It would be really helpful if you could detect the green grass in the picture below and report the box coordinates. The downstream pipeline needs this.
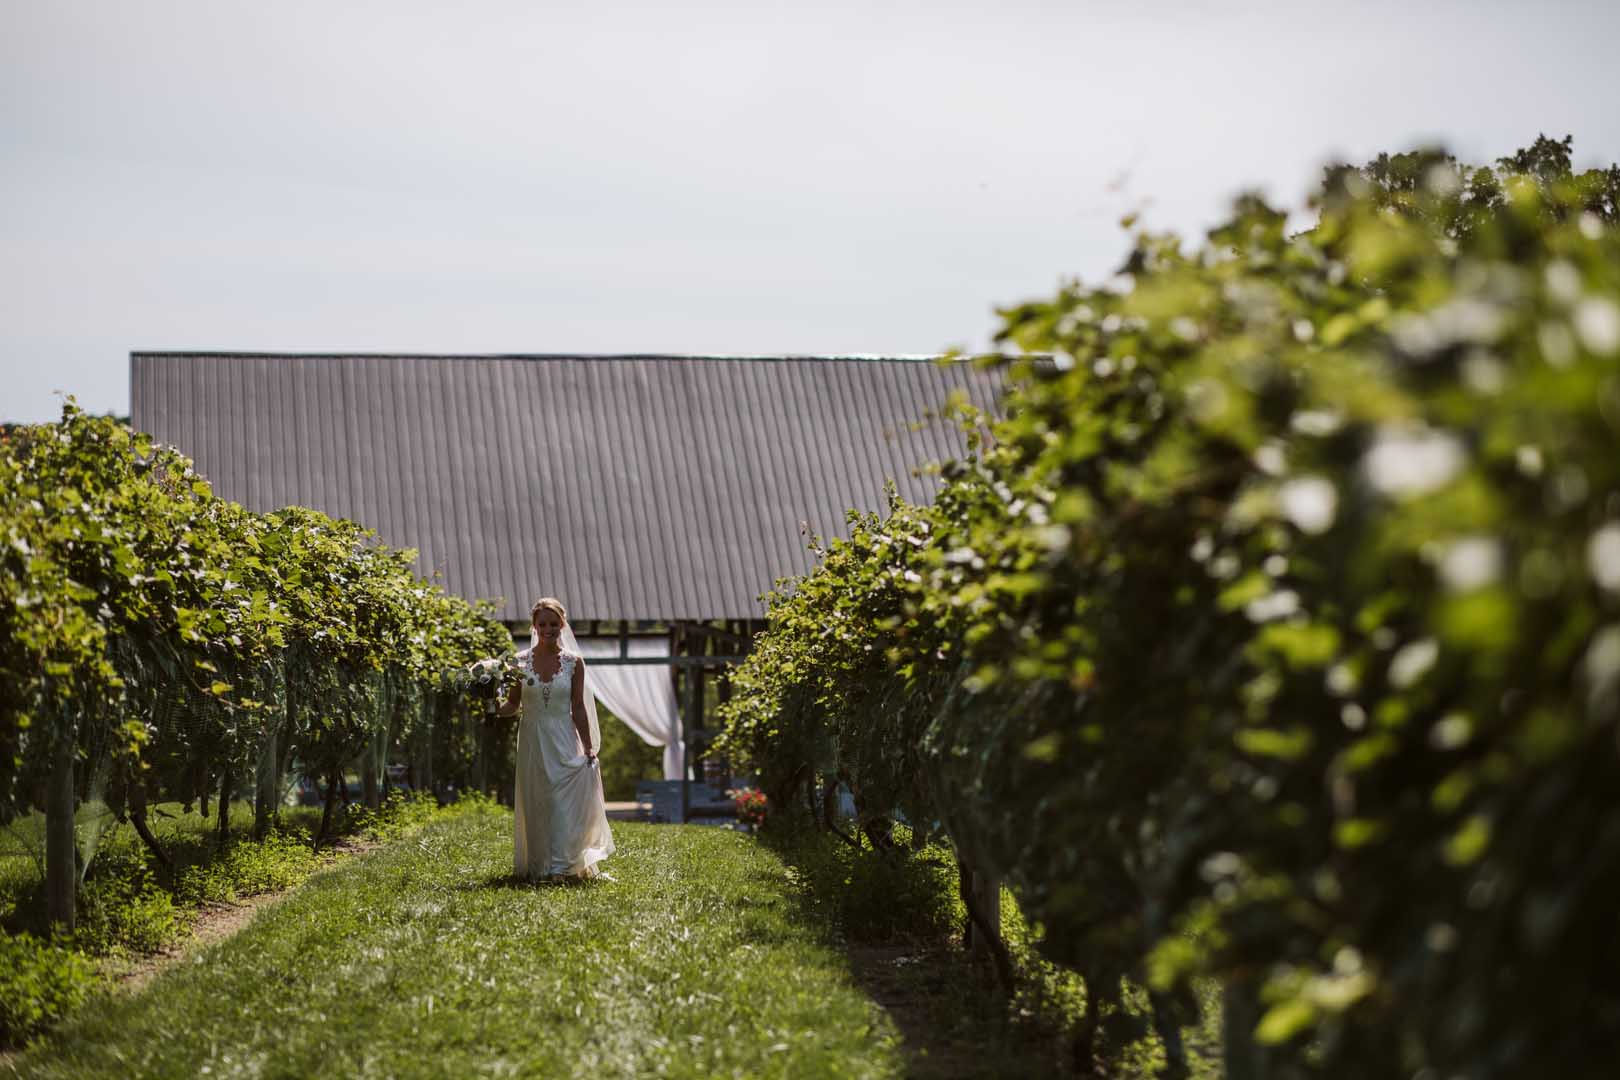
[761,823,1227,1078]
[1,796,413,949]
[0,792,450,1048]
[9,811,907,1079]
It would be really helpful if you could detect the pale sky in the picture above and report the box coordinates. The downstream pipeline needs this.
[4,0,1618,424]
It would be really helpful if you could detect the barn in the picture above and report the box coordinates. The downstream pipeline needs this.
[130,352,1007,785]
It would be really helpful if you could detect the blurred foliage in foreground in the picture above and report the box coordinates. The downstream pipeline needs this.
[718,135,1620,1077]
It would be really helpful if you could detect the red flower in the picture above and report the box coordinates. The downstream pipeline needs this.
[729,787,769,825]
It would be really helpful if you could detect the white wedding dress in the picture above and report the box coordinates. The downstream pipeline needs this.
[513,650,615,879]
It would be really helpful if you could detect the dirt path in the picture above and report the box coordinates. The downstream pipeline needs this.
[111,835,383,991]
[846,942,1081,1079]
[111,891,285,992]
[847,944,1002,1078]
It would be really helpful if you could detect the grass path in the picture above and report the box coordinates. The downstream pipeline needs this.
[7,806,906,1079]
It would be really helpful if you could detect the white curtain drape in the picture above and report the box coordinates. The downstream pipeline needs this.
[572,636,684,780]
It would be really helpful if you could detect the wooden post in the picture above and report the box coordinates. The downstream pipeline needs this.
[676,623,692,822]
[1149,990,1190,1080]
[46,730,76,931]
[315,761,341,849]
[254,726,279,839]
[716,654,732,781]
[970,870,1001,955]
[692,631,707,733]
[216,766,233,843]
[361,729,381,810]
[196,758,211,819]
[418,715,434,802]
[276,685,297,807]
[1222,976,1270,1080]
[958,859,1012,986]
[381,702,394,801]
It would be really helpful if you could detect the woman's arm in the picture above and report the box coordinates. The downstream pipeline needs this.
[571,656,595,761]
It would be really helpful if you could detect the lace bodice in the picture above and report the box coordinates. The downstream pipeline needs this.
[521,650,577,690]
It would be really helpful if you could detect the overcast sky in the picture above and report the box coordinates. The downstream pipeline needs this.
[4,0,1618,424]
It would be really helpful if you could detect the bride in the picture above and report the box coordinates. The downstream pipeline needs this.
[497,597,615,880]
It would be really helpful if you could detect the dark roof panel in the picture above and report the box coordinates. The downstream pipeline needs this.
[130,353,1007,622]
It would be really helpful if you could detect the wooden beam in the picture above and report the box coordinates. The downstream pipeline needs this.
[585,654,746,666]
[678,622,751,650]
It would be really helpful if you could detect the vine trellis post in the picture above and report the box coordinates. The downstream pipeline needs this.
[45,701,76,931]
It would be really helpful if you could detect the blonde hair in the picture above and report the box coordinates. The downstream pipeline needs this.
[530,596,567,624]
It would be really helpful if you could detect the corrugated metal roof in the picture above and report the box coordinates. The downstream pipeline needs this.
[130,353,1007,622]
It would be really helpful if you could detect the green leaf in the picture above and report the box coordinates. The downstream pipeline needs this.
[1023,733,1062,762]
[1234,726,1313,760]
[1255,998,1318,1045]
[1334,818,1388,849]
[1443,814,1492,866]
[1218,571,1270,612]
[1255,622,1340,669]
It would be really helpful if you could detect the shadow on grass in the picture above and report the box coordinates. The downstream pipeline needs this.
[455,871,609,892]
[754,823,1079,1079]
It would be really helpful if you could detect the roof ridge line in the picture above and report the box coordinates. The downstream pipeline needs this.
[129,351,969,363]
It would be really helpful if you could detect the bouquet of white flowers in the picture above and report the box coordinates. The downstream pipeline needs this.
[461,655,521,712]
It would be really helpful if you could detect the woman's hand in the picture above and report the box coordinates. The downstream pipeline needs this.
[496,681,521,718]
